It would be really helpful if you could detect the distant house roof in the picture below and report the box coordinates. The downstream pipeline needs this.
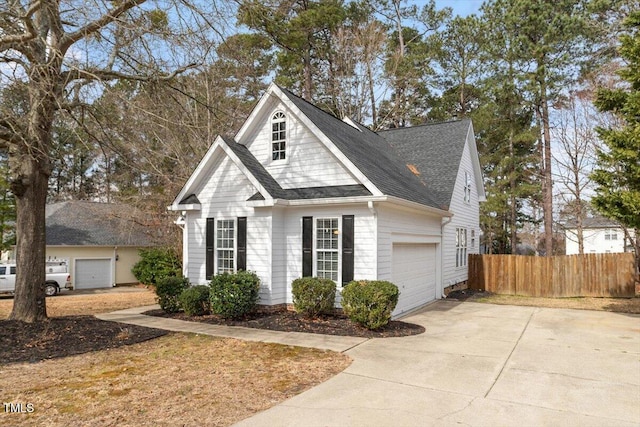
[46,201,157,246]
[563,215,623,229]
[378,120,472,209]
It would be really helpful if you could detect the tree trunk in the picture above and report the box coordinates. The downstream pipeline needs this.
[366,60,377,126]
[539,82,554,256]
[509,124,517,253]
[577,216,584,255]
[9,61,56,322]
[9,158,49,322]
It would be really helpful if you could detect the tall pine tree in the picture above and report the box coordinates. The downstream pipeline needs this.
[592,10,640,271]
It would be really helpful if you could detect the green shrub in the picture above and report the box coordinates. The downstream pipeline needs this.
[209,271,260,319]
[341,280,399,330]
[291,277,336,317]
[155,276,189,313]
[179,285,211,316]
[132,247,182,286]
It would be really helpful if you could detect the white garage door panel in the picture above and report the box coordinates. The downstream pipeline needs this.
[392,244,436,316]
[75,259,112,289]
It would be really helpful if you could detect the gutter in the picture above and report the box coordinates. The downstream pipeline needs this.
[247,195,452,217]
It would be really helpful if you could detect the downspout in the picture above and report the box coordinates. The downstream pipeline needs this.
[112,246,118,287]
[440,215,453,298]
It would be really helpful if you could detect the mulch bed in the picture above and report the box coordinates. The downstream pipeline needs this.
[0,316,168,364]
[145,309,425,338]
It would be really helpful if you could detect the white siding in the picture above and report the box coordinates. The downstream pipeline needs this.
[270,207,287,305]
[185,154,272,303]
[565,227,633,254]
[275,205,376,305]
[242,99,359,189]
[442,136,481,287]
[376,203,442,282]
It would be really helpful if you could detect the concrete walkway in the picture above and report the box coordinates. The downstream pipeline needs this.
[98,301,640,426]
[96,305,367,352]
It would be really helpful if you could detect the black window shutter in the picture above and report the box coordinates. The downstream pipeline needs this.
[237,217,247,271]
[302,216,313,277]
[206,217,215,280]
[342,215,354,286]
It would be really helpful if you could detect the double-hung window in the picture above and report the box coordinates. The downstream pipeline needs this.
[456,228,467,268]
[272,111,286,161]
[604,229,618,240]
[216,219,235,274]
[463,171,472,204]
[316,218,339,282]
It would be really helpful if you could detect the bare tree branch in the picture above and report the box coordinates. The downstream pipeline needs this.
[60,63,197,85]
[0,0,43,52]
[59,0,147,53]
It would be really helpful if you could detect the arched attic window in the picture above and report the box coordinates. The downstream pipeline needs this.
[272,111,286,160]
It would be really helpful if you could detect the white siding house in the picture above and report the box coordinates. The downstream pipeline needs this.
[171,84,485,317]
[564,216,635,254]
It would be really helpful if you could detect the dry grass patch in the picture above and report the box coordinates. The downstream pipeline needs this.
[0,289,157,319]
[0,333,351,427]
[469,293,640,313]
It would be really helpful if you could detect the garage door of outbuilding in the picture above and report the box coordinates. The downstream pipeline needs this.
[391,243,437,316]
[75,258,112,289]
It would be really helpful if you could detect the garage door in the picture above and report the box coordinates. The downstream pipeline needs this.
[75,259,112,289]
[391,244,437,316]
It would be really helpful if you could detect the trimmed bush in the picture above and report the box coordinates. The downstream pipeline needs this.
[132,247,182,286]
[291,277,336,317]
[179,285,211,316]
[341,280,399,330]
[155,276,189,313]
[209,271,260,319]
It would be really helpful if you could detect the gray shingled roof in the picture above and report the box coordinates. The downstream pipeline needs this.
[378,120,471,209]
[280,88,446,210]
[46,201,156,246]
[563,215,622,229]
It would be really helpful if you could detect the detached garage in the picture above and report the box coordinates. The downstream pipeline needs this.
[392,243,438,316]
[43,201,158,289]
[75,258,113,289]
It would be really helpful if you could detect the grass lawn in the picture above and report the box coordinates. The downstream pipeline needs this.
[0,287,158,319]
[0,289,351,426]
[467,292,640,313]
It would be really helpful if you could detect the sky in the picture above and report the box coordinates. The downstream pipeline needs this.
[432,0,484,17]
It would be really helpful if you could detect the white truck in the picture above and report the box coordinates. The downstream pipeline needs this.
[0,262,72,296]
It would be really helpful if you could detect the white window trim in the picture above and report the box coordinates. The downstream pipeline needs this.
[271,110,288,164]
[456,227,468,268]
[604,229,618,240]
[463,171,472,204]
[215,218,237,274]
[313,217,341,284]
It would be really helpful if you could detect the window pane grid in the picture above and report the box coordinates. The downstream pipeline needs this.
[456,227,468,268]
[217,220,235,274]
[272,112,286,160]
[316,218,338,282]
[317,252,338,281]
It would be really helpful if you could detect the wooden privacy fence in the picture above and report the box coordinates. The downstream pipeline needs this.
[468,253,637,297]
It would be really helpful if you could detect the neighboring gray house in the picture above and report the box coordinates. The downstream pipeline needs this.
[170,84,485,316]
[44,201,156,289]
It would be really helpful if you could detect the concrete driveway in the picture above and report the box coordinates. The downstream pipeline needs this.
[235,301,640,426]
